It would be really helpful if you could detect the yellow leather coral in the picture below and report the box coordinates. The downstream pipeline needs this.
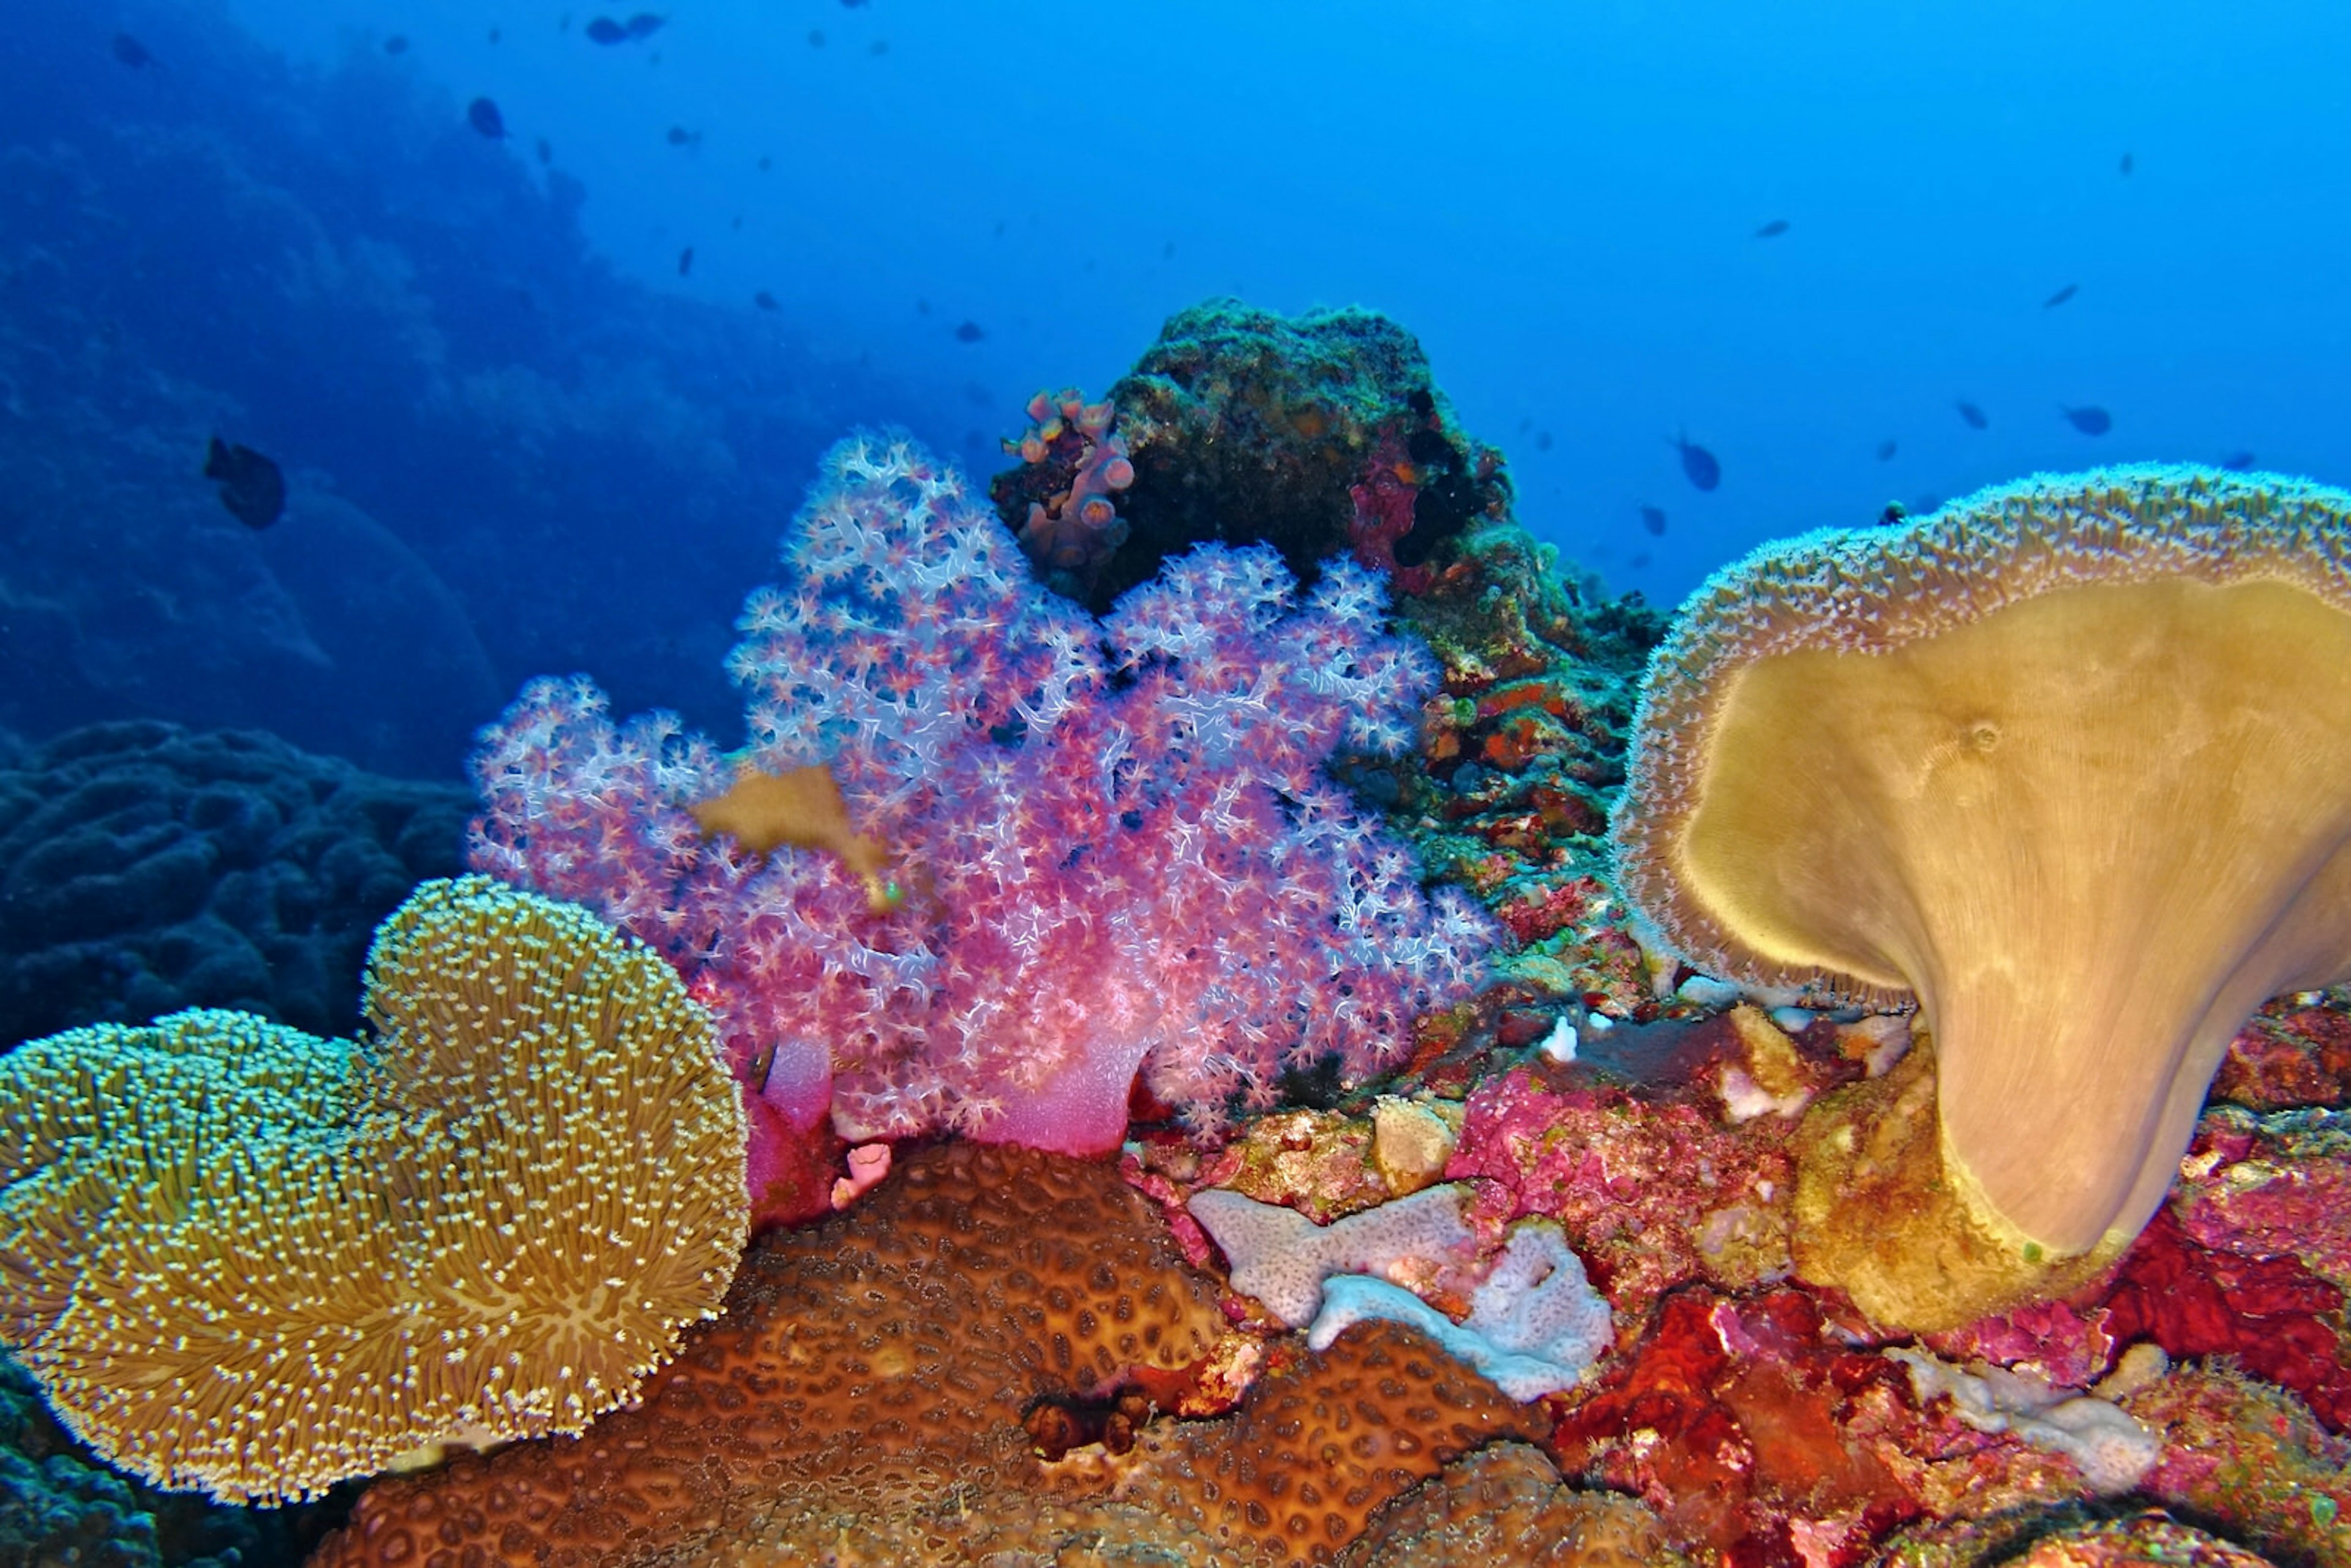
[1610,465,2351,1326]
[0,875,749,1504]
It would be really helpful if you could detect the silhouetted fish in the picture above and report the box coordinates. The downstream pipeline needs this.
[2042,283,2078,309]
[1638,504,1667,536]
[954,320,986,343]
[870,39,889,54]
[808,29,825,46]
[2061,404,2112,435]
[384,34,408,54]
[2119,151,2134,176]
[1668,432,1720,491]
[1954,399,1988,430]
[1877,502,1908,527]
[2220,451,2256,471]
[1753,219,1790,238]
[626,13,665,37]
[203,437,285,530]
[585,17,629,43]
[754,290,779,310]
[111,32,154,69]
[666,125,700,148]
[1875,439,1897,461]
[841,0,868,7]
[678,246,694,277]
[536,137,552,164]
[467,97,506,138]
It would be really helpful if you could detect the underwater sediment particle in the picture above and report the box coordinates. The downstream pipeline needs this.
[1609,465,2351,1329]
[0,876,749,1505]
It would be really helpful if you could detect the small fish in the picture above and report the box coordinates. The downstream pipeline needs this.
[1534,430,1553,452]
[535,137,552,164]
[754,290,778,310]
[1668,431,1720,491]
[1753,219,1790,238]
[840,0,868,7]
[1875,438,1897,461]
[1627,551,1651,571]
[1954,399,1988,430]
[1163,239,1176,260]
[488,26,501,43]
[915,298,931,315]
[111,32,154,69]
[383,34,408,54]
[467,97,506,138]
[2042,282,2079,309]
[666,126,700,147]
[954,320,986,343]
[1877,502,1908,527]
[203,437,286,530]
[626,13,666,38]
[677,246,694,277]
[757,154,773,171]
[2219,451,2256,471]
[2119,151,2134,176]
[808,29,825,46]
[869,38,888,54]
[1638,504,1667,536]
[584,17,629,42]
[2060,404,2112,435]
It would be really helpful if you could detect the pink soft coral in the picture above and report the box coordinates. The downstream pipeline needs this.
[469,434,1493,1212]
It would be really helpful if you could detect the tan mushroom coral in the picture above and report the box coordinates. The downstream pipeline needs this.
[1610,465,2351,1327]
[0,874,749,1504]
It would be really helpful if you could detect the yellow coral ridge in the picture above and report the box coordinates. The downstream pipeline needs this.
[0,875,749,1504]
[1611,465,2351,1316]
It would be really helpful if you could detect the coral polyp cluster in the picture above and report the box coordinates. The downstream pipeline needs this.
[1610,465,2351,1320]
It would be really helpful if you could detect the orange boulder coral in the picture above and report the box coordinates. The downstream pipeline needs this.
[312,1141,1231,1566]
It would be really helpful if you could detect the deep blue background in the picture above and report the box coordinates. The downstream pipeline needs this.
[4,0,2345,776]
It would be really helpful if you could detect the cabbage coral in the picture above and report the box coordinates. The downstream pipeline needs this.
[1610,465,2351,1324]
[0,876,748,1504]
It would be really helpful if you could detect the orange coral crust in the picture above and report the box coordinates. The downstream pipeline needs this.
[1134,1321,1553,1565]
[1333,1441,1684,1567]
[312,1141,1227,1566]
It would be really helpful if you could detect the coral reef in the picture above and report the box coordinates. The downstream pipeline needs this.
[997,299,1511,613]
[0,877,746,1504]
[1336,1442,1685,1567]
[0,720,468,1048]
[1307,1223,1613,1401]
[469,433,1495,1210]
[1610,465,2351,1323]
[309,1142,1232,1566]
[991,386,1136,599]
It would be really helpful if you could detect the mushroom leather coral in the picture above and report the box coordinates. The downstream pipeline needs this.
[0,876,748,1505]
[1611,466,2351,1315]
[311,1142,1230,1566]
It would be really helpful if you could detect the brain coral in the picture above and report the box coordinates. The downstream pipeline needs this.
[1610,465,2351,1323]
[312,1141,1231,1566]
[0,875,748,1504]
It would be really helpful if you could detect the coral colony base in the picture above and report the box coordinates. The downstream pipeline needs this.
[6,312,2351,1564]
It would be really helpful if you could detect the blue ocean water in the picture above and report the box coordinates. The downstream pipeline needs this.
[4,0,2347,776]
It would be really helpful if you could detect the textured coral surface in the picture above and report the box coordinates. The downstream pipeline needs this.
[310,1142,1229,1566]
